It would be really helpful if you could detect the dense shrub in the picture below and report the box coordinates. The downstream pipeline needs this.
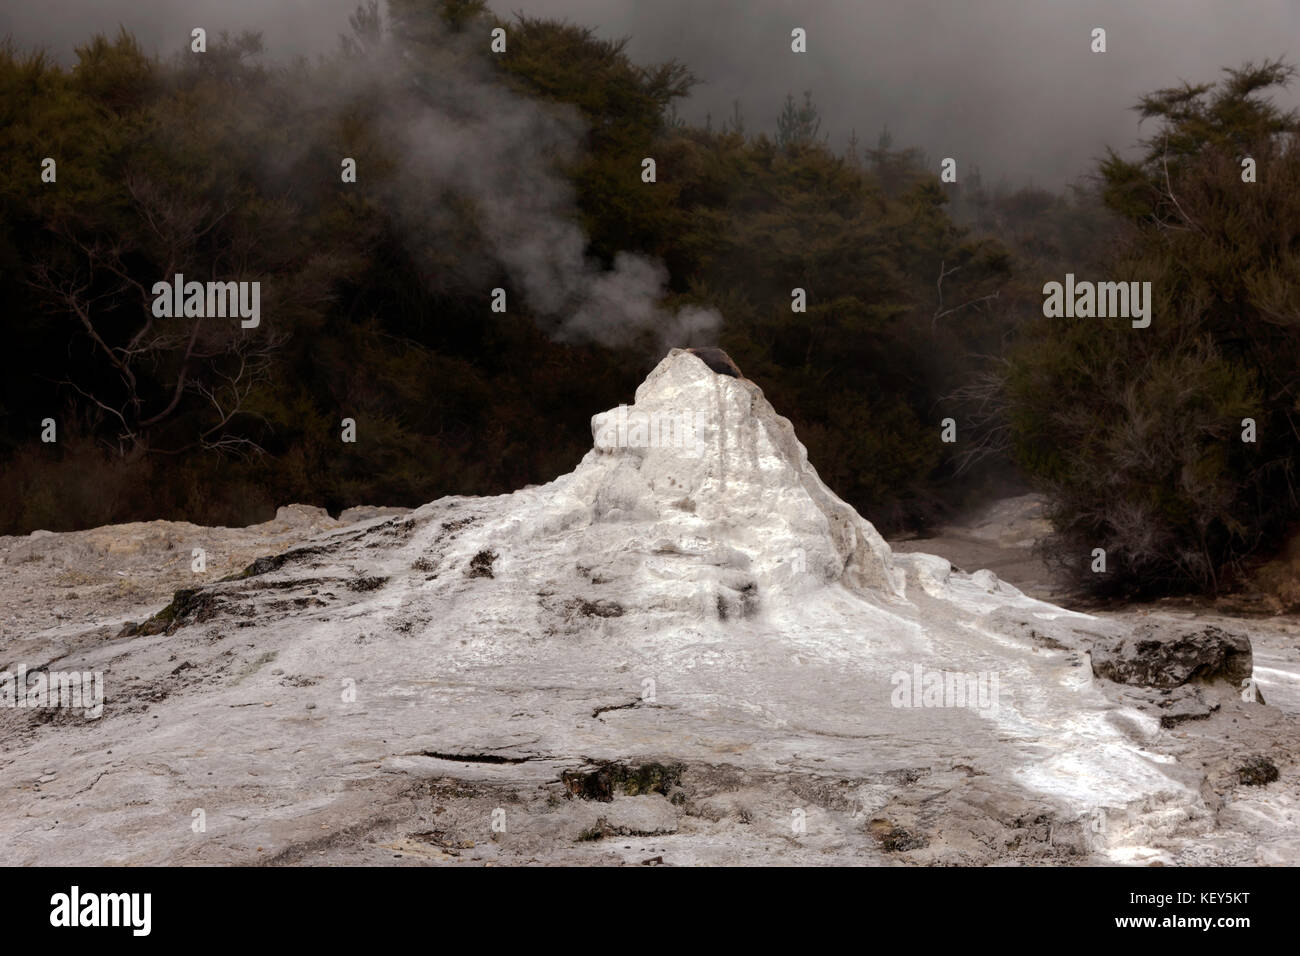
[1006,62,1300,595]
[0,1,1014,534]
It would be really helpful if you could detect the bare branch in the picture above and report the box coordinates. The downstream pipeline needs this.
[933,258,1000,329]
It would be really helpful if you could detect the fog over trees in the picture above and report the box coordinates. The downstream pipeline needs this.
[3,0,1298,596]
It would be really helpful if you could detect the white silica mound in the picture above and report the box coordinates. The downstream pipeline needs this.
[4,347,1286,865]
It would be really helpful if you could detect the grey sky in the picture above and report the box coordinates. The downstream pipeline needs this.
[4,0,1297,187]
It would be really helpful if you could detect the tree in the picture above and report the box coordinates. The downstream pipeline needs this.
[1007,61,1300,595]
[775,91,826,151]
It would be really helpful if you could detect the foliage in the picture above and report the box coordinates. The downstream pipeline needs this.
[1,1,1014,535]
[1006,61,1300,595]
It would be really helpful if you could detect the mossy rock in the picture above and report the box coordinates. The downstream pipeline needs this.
[561,761,685,802]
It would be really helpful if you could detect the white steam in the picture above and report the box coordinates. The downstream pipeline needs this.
[368,19,721,350]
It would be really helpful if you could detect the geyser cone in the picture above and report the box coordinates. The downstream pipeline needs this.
[0,347,1258,866]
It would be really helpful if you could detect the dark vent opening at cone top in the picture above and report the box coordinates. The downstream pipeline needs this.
[685,347,742,379]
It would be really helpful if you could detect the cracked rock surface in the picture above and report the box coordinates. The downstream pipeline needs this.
[1,349,1296,865]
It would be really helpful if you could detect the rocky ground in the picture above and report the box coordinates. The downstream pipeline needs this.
[893,494,1300,716]
[2,352,1297,867]
[895,495,1300,865]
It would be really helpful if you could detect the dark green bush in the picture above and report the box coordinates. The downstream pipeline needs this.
[1007,62,1300,595]
[0,1,1014,535]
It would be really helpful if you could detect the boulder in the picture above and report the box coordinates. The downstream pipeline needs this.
[1090,622,1254,690]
